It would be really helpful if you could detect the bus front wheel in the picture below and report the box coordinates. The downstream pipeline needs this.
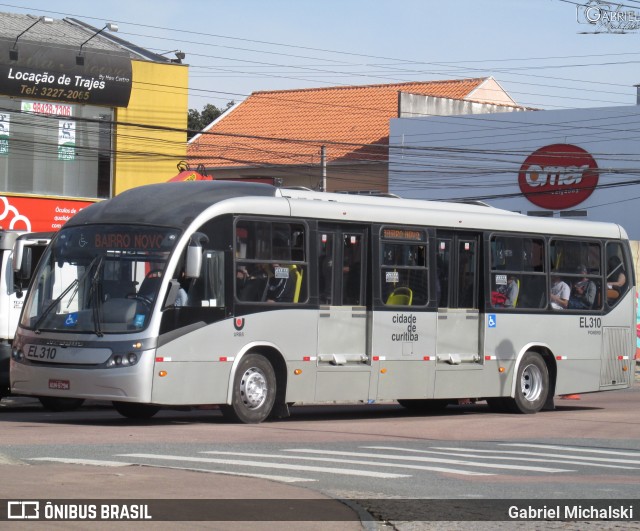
[112,401,161,419]
[221,354,276,424]
[506,351,549,414]
[38,397,85,412]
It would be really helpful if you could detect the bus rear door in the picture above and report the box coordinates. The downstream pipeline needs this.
[435,232,484,394]
[315,226,370,401]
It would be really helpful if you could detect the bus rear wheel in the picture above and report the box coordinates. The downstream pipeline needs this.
[38,397,85,412]
[505,351,549,414]
[112,401,161,419]
[221,354,276,424]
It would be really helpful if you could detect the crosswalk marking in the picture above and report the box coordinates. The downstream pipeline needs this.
[0,453,25,465]
[28,457,130,467]
[200,450,492,476]
[129,464,316,483]
[397,446,640,470]
[430,445,640,466]
[26,441,633,487]
[288,448,573,473]
[27,457,315,483]
[117,453,410,479]
[502,443,640,462]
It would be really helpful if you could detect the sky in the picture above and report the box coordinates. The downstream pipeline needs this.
[2,0,640,112]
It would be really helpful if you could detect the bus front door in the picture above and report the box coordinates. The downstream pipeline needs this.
[315,227,370,402]
[435,233,483,388]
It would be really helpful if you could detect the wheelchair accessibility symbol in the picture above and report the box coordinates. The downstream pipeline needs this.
[64,313,78,327]
[488,314,497,328]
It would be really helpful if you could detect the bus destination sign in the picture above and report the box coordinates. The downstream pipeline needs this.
[382,228,424,241]
[93,232,167,250]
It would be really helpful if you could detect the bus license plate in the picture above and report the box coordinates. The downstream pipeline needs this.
[48,379,70,390]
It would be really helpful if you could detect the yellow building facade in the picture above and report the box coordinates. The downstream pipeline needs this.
[115,60,188,194]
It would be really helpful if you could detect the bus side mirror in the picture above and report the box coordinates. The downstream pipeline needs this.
[185,243,202,279]
[13,243,33,298]
[13,240,25,274]
[14,244,32,281]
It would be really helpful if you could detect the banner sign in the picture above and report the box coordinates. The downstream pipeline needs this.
[0,195,96,231]
[21,101,72,117]
[518,144,599,210]
[0,40,132,108]
[57,120,76,161]
[0,112,8,155]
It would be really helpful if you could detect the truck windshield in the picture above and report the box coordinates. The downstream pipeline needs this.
[20,225,181,334]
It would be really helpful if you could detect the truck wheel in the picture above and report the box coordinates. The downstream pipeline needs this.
[221,354,276,424]
[505,351,549,414]
[113,401,161,419]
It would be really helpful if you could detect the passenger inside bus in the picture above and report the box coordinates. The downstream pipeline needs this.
[567,265,597,310]
[492,275,519,308]
[607,255,626,300]
[236,264,268,301]
[550,275,570,310]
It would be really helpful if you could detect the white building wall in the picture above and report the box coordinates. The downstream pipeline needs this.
[389,105,640,239]
[399,93,526,118]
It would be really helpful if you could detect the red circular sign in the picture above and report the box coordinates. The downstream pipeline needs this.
[518,144,598,210]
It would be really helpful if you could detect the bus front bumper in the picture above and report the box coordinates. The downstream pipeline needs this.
[10,350,156,403]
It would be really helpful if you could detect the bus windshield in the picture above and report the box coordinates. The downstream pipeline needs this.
[20,225,181,334]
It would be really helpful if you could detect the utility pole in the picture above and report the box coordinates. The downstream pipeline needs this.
[320,145,326,192]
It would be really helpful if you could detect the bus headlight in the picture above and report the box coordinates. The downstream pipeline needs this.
[105,352,139,368]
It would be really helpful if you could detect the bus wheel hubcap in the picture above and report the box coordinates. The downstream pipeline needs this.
[240,367,268,409]
[520,364,543,402]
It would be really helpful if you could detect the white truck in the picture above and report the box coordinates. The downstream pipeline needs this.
[0,231,50,395]
[0,231,84,410]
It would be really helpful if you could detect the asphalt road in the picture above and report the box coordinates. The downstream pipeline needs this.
[1,387,639,530]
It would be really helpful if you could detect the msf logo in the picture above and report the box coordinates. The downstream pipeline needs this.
[8,501,40,519]
[233,317,245,337]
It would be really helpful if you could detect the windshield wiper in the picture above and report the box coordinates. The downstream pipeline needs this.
[33,254,102,334]
[88,256,105,337]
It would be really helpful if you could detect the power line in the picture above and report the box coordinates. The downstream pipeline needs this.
[2,2,638,110]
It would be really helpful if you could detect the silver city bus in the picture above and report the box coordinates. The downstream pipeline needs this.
[10,181,636,422]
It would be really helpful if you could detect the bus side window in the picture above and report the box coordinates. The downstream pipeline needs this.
[236,219,308,304]
[200,250,224,307]
[342,233,363,306]
[490,235,546,310]
[606,242,629,304]
[437,239,450,307]
[381,238,428,306]
[318,233,334,305]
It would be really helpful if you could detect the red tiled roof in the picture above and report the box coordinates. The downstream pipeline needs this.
[188,78,492,168]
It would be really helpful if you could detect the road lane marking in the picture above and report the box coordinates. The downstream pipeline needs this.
[430,447,640,470]
[200,451,492,477]
[117,453,410,479]
[290,448,573,473]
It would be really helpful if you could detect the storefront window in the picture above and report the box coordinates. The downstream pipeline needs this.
[0,96,113,199]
